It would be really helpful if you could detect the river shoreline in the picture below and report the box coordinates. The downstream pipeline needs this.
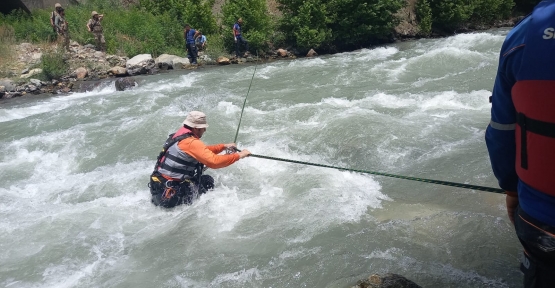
[0,18,520,104]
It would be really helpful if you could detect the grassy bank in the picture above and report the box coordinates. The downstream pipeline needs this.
[0,0,228,59]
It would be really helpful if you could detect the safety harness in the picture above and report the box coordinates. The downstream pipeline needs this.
[150,132,205,203]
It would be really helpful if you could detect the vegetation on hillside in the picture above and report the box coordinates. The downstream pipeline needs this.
[0,0,542,59]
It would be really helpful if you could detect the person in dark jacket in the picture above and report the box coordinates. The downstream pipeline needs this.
[486,2,555,287]
[184,24,200,65]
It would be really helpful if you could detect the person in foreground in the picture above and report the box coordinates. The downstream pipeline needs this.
[486,1,555,287]
[149,111,251,208]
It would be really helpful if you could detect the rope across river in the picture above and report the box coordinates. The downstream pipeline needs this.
[232,61,504,194]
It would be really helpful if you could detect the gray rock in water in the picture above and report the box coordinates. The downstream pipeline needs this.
[115,78,137,91]
[353,274,421,288]
[28,85,37,92]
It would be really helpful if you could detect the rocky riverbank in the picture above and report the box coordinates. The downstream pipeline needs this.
[0,41,303,100]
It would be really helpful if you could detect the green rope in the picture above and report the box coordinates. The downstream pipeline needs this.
[246,153,504,194]
[229,53,503,195]
[233,55,258,144]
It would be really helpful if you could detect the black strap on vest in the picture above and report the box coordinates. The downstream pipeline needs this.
[517,113,555,169]
[152,133,193,173]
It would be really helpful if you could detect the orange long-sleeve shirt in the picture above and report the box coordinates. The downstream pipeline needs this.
[177,137,240,169]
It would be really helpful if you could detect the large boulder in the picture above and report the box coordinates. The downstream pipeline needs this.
[172,57,190,69]
[0,79,16,92]
[126,54,155,75]
[153,54,191,70]
[75,67,88,79]
[115,77,138,91]
[217,56,231,65]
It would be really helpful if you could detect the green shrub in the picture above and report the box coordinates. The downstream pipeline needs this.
[428,0,514,32]
[222,0,273,53]
[0,0,186,57]
[328,0,404,50]
[278,0,331,51]
[416,0,432,36]
[41,49,67,80]
[140,0,218,34]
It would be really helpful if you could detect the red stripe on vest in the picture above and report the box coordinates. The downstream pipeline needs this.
[512,80,555,195]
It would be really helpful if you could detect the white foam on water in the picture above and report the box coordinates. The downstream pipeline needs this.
[140,73,199,92]
[349,46,399,62]
[0,84,117,123]
[431,32,507,51]
[210,268,261,287]
[286,57,328,69]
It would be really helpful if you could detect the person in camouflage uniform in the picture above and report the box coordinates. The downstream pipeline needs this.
[87,11,105,52]
[55,8,69,51]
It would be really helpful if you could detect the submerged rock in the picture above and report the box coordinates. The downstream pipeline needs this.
[352,274,421,288]
[115,77,137,91]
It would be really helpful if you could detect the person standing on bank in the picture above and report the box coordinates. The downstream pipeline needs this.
[233,18,249,58]
[196,31,207,51]
[87,11,105,52]
[55,8,69,51]
[50,3,63,33]
[486,1,555,287]
[184,24,200,65]
[150,111,251,208]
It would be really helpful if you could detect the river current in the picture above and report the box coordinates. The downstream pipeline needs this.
[1,28,521,287]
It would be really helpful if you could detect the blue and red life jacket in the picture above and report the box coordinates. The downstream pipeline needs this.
[512,1,555,196]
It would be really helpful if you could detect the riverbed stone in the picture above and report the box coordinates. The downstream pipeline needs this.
[217,56,230,65]
[352,273,421,288]
[109,66,127,76]
[75,67,88,79]
[115,78,138,91]
[20,68,42,78]
[307,49,318,57]
[21,68,29,74]
[277,48,288,57]
[29,79,42,86]
[172,57,190,69]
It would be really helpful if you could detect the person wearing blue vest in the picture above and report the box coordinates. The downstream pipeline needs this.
[184,24,201,65]
[233,18,249,58]
[486,1,555,287]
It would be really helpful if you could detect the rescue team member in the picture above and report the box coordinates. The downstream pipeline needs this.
[196,31,207,51]
[55,8,69,51]
[149,111,251,208]
[233,18,249,58]
[486,1,555,287]
[87,11,105,52]
[50,3,63,33]
[184,24,200,65]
